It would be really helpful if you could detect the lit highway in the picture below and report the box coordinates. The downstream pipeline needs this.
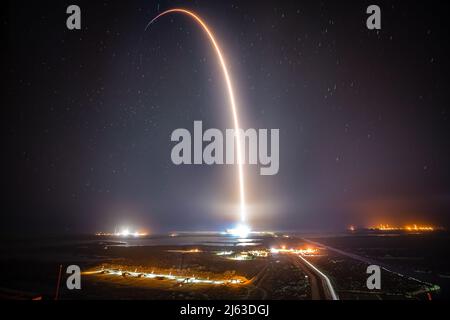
[270,246,339,300]
[295,254,339,300]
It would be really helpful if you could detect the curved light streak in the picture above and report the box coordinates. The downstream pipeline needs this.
[146,8,247,223]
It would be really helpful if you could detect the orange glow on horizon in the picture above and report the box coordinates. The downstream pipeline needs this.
[370,223,437,232]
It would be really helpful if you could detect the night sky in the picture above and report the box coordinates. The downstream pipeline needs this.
[4,0,450,235]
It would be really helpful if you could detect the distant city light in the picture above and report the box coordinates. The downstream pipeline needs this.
[405,224,435,231]
[370,224,437,232]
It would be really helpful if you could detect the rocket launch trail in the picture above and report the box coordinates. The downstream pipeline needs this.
[146,9,248,224]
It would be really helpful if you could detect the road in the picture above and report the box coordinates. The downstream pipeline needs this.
[290,254,339,300]
[289,255,323,299]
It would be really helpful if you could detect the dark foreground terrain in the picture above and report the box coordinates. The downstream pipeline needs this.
[0,232,444,300]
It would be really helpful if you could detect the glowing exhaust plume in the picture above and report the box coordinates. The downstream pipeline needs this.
[226,224,250,238]
[146,9,247,223]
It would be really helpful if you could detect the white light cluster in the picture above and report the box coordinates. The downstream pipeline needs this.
[226,224,251,238]
[95,228,147,237]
